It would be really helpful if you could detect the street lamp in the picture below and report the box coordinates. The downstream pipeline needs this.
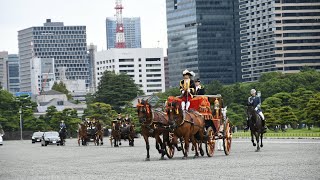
[19,106,22,140]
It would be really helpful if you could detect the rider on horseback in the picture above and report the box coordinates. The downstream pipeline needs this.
[180,70,196,117]
[60,120,66,129]
[245,89,267,132]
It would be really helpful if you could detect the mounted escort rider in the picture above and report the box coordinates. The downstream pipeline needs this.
[60,120,66,129]
[179,69,196,118]
[245,89,267,132]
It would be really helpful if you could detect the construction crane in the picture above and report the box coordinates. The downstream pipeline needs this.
[115,0,126,48]
[40,68,50,94]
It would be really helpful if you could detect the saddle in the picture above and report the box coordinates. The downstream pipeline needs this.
[184,111,194,124]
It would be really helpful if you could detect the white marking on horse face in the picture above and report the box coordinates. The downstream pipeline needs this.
[222,106,228,117]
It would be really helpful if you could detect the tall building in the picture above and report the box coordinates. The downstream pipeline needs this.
[239,0,320,82]
[0,51,8,90]
[88,44,97,93]
[6,54,20,93]
[164,56,170,90]
[30,58,55,95]
[95,48,165,95]
[18,19,89,93]
[106,17,142,49]
[166,0,241,87]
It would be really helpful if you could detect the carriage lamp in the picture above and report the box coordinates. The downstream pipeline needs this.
[214,98,220,118]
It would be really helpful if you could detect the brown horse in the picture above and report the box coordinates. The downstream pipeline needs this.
[77,123,88,146]
[111,120,121,147]
[166,101,205,158]
[94,121,104,146]
[137,99,171,160]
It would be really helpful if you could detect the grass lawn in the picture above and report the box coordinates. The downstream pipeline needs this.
[233,128,320,138]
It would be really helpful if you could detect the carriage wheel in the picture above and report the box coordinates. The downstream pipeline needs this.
[223,118,232,155]
[205,127,215,157]
[165,133,175,159]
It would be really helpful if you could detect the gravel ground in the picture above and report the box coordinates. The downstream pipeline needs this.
[0,138,319,180]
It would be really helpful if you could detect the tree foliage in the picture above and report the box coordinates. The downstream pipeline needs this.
[51,81,72,100]
[95,71,143,111]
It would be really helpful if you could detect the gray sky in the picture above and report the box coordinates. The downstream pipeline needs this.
[0,0,168,55]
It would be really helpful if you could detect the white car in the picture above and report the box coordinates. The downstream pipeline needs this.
[0,134,3,145]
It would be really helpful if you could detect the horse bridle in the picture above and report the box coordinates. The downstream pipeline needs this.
[137,103,154,127]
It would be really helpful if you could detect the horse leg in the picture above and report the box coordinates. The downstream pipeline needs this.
[256,133,260,151]
[260,133,263,148]
[143,134,150,161]
[77,136,80,146]
[101,136,103,146]
[251,131,256,146]
[156,134,165,160]
[191,135,199,158]
[183,132,190,159]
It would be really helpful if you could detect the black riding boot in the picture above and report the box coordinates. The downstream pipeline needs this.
[244,119,249,131]
[262,120,267,133]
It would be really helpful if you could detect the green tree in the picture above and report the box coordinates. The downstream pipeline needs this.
[51,81,72,100]
[15,95,38,131]
[84,102,117,126]
[121,104,141,133]
[0,90,19,131]
[278,106,298,128]
[305,93,320,128]
[95,71,143,111]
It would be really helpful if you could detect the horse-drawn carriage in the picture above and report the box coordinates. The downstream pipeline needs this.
[110,120,135,147]
[77,119,104,146]
[136,94,232,160]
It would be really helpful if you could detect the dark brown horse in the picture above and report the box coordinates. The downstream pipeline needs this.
[247,106,264,151]
[94,121,104,146]
[120,123,135,146]
[111,120,121,147]
[137,99,171,160]
[166,101,205,159]
[78,123,88,146]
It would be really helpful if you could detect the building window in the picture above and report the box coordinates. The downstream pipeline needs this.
[57,101,64,106]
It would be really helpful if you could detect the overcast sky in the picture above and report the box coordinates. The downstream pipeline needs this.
[0,0,168,55]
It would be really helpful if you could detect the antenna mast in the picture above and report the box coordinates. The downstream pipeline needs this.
[115,0,126,48]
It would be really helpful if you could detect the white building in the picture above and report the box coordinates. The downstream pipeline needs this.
[30,58,55,95]
[0,51,8,90]
[35,90,87,117]
[95,48,165,95]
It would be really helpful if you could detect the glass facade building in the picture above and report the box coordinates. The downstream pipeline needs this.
[106,17,142,49]
[18,19,89,92]
[166,0,241,87]
[6,54,20,93]
[239,0,320,81]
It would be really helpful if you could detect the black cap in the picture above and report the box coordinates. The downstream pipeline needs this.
[195,78,201,82]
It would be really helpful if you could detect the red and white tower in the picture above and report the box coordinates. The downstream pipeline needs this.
[115,0,126,48]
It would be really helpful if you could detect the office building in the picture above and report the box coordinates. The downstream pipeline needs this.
[95,48,165,95]
[239,0,320,81]
[6,54,20,93]
[30,58,55,95]
[166,0,241,87]
[0,51,8,90]
[106,17,142,49]
[18,19,89,93]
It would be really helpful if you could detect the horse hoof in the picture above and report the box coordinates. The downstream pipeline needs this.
[160,157,166,160]
[182,156,187,160]
[193,155,199,159]
[253,143,256,147]
[145,158,150,161]
[260,144,263,148]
